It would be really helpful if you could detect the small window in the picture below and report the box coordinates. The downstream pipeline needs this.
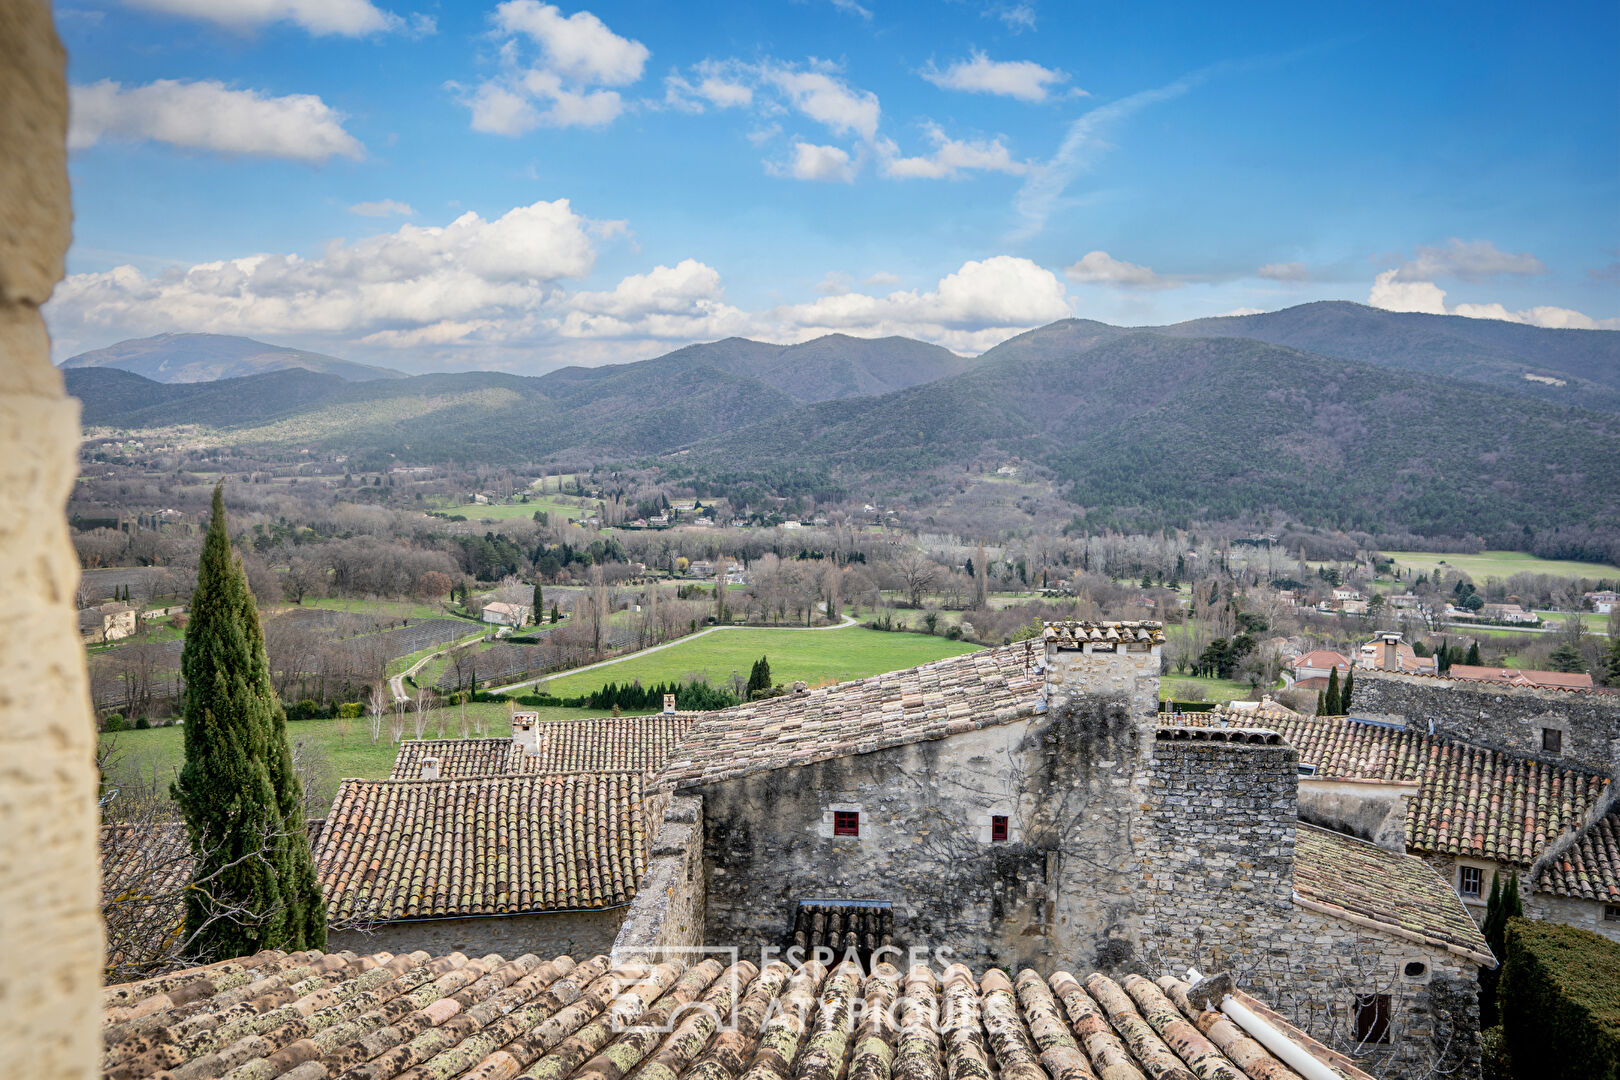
[1298,763,1318,776]
[1403,961,1428,979]
[833,810,860,837]
[1542,728,1562,754]
[1605,905,1620,923]
[991,815,1009,843]
[1353,994,1392,1045]
[1459,866,1483,899]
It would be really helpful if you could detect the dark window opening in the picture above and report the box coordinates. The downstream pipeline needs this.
[991,815,1009,842]
[1459,866,1483,899]
[1403,961,1427,978]
[1542,728,1562,754]
[1606,905,1620,923]
[833,810,860,837]
[1353,994,1392,1045]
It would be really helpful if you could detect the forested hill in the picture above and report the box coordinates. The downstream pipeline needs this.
[687,333,1620,537]
[60,332,405,383]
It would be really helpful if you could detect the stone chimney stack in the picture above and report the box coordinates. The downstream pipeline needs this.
[1041,620,1164,721]
[1379,631,1401,671]
[420,757,440,781]
[512,711,540,756]
[663,693,677,714]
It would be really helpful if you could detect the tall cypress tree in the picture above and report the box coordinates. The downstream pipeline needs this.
[173,484,325,961]
[1323,666,1342,715]
[1478,871,1524,1028]
[1466,641,1482,666]
[532,580,544,627]
[1340,667,1354,713]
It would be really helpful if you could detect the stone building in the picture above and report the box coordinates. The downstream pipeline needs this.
[78,599,136,643]
[633,623,1488,1079]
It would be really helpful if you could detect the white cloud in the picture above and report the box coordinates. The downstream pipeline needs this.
[922,51,1068,103]
[69,79,363,162]
[774,141,858,183]
[881,124,1026,179]
[993,4,1036,31]
[1213,307,1265,318]
[864,271,900,287]
[122,0,408,36]
[1392,238,1546,283]
[815,271,854,295]
[763,65,882,140]
[464,3,646,134]
[829,0,872,18]
[349,199,415,217]
[1257,261,1308,282]
[1064,251,1178,290]
[662,64,753,112]
[557,259,750,340]
[46,200,598,343]
[493,1,648,85]
[1368,270,1618,329]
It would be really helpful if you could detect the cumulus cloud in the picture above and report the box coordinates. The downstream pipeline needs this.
[880,124,1027,179]
[1391,238,1546,282]
[1064,251,1178,290]
[663,63,754,112]
[993,3,1036,31]
[1368,270,1617,329]
[922,51,1068,103]
[763,65,881,140]
[69,79,364,162]
[463,2,647,133]
[123,0,412,36]
[865,271,900,287]
[349,199,415,217]
[773,141,858,183]
[1257,261,1308,282]
[46,200,598,345]
[557,259,750,340]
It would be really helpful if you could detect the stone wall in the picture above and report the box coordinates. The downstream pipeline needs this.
[1043,640,1162,722]
[1352,670,1620,773]
[1523,892,1620,943]
[0,3,103,1077]
[612,794,707,962]
[1297,778,1415,851]
[328,906,628,960]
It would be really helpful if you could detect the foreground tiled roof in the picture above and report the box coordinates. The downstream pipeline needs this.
[1293,824,1493,962]
[315,773,648,923]
[660,645,1043,788]
[1260,716,1610,866]
[1534,808,1620,903]
[98,951,1373,1080]
[390,715,701,779]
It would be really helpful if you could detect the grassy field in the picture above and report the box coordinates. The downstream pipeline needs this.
[539,626,980,697]
[100,704,609,788]
[289,597,451,621]
[1160,676,1254,703]
[434,494,586,522]
[1384,550,1620,582]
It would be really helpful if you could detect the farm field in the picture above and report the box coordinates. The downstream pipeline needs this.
[1161,676,1254,703]
[433,494,586,522]
[288,597,452,621]
[100,704,609,789]
[1383,550,1620,582]
[539,626,980,697]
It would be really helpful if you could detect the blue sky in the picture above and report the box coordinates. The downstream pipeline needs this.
[48,0,1620,372]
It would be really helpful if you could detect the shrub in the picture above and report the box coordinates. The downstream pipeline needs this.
[103,712,128,731]
[134,717,151,730]
[1498,918,1620,1080]
[337,702,363,719]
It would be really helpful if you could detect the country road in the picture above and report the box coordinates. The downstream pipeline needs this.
[489,614,859,695]
[390,631,485,702]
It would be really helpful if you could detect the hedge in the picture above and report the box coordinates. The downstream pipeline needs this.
[1498,917,1620,1080]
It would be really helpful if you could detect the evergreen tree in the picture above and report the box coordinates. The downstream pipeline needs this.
[1323,666,1342,715]
[1478,871,1525,1027]
[1607,635,1620,686]
[531,580,543,626]
[746,655,773,698]
[1548,642,1586,674]
[1466,641,1482,666]
[1436,637,1449,674]
[1340,667,1353,713]
[551,602,561,624]
[172,484,325,961]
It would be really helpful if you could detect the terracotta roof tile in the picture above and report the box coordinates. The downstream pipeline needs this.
[1534,808,1620,903]
[98,953,1371,1080]
[390,715,701,779]
[1293,824,1493,959]
[1257,716,1610,866]
[659,646,1044,789]
[315,772,648,922]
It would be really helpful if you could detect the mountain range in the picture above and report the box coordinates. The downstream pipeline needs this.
[64,303,1620,538]
[60,332,405,383]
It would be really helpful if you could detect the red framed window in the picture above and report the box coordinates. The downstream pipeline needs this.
[991,815,1009,842]
[833,810,860,837]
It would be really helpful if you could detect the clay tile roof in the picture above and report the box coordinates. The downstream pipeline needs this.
[315,772,648,923]
[1259,715,1611,866]
[98,952,1374,1080]
[1293,824,1493,961]
[1040,619,1165,647]
[390,715,701,779]
[659,645,1043,789]
[1445,664,1596,689]
[1534,808,1620,904]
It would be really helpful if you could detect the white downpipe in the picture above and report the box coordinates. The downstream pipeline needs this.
[1186,968,1343,1080]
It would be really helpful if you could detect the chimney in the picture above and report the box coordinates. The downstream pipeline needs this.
[420,756,440,781]
[1379,632,1401,671]
[1041,620,1164,721]
[512,711,541,756]
[663,693,677,714]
